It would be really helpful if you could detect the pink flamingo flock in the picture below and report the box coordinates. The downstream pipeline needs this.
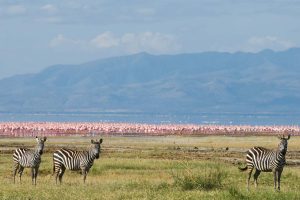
[0,122,299,137]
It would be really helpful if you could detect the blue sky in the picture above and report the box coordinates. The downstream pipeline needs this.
[0,0,300,79]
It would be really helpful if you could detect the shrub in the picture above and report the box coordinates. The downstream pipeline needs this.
[227,186,249,200]
[172,163,227,191]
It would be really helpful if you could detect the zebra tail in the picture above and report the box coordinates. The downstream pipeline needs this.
[238,165,248,171]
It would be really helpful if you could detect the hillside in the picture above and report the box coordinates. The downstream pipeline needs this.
[0,48,300,113]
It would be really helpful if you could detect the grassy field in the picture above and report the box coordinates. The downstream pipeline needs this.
[1,136,300,199]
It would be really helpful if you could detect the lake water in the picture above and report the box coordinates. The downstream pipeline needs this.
[0,112,299,125]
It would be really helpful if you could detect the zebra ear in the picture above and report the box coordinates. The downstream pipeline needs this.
[43,137,47,142]
[91,139,95,144]
[287,134,291,140]
[99,139,103,144]
[36,136,39,142]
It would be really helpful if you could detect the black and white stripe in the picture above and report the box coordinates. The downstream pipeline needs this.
[53,138,103,184]
[239,134,290,191]
[13,136,47,185]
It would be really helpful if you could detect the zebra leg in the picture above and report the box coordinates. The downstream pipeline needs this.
[273,170,278,191]
[18,166,24,183]
[31,168,35,185]
[82,169,87,183]
[277,168,283,191]
[253,169,261,188]
[54,166,60,184]
[54,164,63,184]
[33,167,39,185]
[55,170,59,184]
[247,167,253,191]
[13,163,19,184]
[58,167,65,184]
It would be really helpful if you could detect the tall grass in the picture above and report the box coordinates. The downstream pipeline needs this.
[172,162,227,191]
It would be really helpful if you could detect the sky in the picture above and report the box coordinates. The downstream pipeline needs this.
[0,0,300,79]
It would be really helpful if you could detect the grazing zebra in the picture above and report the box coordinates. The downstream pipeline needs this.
[13,136,47,185]
[52,138,103,184]
[239,134,290,191]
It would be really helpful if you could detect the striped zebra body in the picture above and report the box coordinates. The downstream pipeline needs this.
[13,148,42,168]
[53,138,103,184]
[246,147,285,172]
[13,136,47,185]
[53,149,95,171]
[239,135,290,191]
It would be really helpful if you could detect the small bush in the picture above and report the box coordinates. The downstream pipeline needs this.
[227,186,249,200]
[155,182,169,190]
[172,163,227,191]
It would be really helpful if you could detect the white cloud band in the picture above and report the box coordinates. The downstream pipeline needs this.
[246,36,294,52]
[50,31,180,54]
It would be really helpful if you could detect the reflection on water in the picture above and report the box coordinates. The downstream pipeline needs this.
[0,112,299,125]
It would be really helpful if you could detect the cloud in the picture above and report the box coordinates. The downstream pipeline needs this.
[90,32,120,48]
[50,31,180,54]
[40,4,58,13]
[121,32,180,53]
[246,36,295,51]
[49,34,83,48]
[6,5,26,15]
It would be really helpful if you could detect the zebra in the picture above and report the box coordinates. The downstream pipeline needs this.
[52,138,103,184]
[239,134,290,191]
[13,136,47,185]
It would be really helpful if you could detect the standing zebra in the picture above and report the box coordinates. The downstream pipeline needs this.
[239,134,290,191]
[52,138,103,184]
[13,136,47,185]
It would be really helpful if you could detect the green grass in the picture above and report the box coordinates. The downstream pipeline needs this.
[1,136,300,199]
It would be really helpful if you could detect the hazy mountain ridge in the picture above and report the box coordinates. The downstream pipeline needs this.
[0,48,300,113]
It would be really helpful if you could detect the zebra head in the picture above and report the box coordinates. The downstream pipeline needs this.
[277,134,290,154]
[91,138,103,159]
[35,136,47,155]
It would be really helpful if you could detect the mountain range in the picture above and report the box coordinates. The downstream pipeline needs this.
[0,48,300,114]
